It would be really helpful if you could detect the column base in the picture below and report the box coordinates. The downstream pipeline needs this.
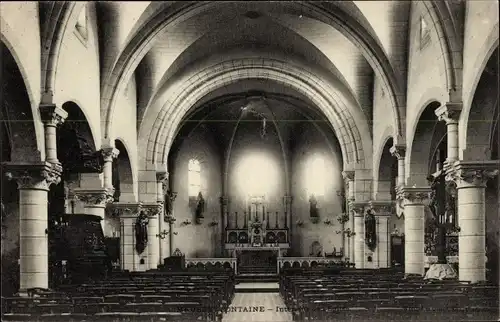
[424,263,457,280]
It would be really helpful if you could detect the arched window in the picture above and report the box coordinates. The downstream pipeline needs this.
[75,4,88,41]
[188,159,201,197]
[419,16,431,49]
[305,155,325,197]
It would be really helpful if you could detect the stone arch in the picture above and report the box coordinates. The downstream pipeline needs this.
[114,139,136,202]
[460,24,498,155]
[406,101,442,186]
[102,1,403,142]
[461,45,499,161]
[142,60,371,172]
[374,137,397,201]
[39,2,84,102]
[0,42,43,161]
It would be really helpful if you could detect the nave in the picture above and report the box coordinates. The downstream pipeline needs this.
[2,266,499,321]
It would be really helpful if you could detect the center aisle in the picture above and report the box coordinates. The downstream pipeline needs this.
[222,293,293,322]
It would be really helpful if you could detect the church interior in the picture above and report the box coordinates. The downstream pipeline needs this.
[1,1,499,321]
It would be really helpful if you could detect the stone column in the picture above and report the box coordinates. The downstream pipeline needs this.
[73,188,114,235]
[390,145,406,189]
[101,146,120,190]
[398,187,430,276]
[370,201,393,268]
[342,171,355,262]
[283,195,293,229]
[156,171,168,261]
[40,104,67,164]
[435,103,462,164]
[220,196,229,253]
[142,203,163,270]
[351,202,366,269]
[447,161,499,283]
[4,162,62,293]
[108,203,142,271]
[165,192,177,256]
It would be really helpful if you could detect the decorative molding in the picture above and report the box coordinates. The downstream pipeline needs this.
[389,144,406,159]
[396,186,431,204]
[435,102,462,125]
[446,160,500,187]
[3,161,62,190]
[341,170,355,182]
[369,200,394,215]
[39,103,68,127]
[141,203,163,217]
[73,188,114,206]
[349,201,367,216]
[101,146,120,162]
[107,202,142,217]
[156,170,168,183]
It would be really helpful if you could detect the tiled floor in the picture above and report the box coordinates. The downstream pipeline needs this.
[222,293,293,322]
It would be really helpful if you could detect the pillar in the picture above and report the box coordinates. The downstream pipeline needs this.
[108,203,142,271]
[220,196,229,253]
[447,161,499,283]
[390,145,406,188]
[435,103,462,164]
[351,202,366,269]
[165,191,177,256]
[283,195,293,229]
[4,162,62,293]
[40,104,67,164]
[101,146,120,190]
[398,187,430,276]
[342,171,355,262]
[156,170,168,260]
[143,203,162,269]
[73,188,114,235]
[370,201,392,268]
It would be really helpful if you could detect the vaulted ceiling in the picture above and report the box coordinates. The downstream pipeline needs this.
[95,1,413,166]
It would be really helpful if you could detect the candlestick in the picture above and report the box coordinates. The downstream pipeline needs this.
[284,211,288,229]
[235,212,238,229]
[266,212,270,229]
[244,212,247,228]
[275,211,279,229]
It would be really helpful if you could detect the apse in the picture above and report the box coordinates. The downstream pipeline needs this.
[234,151,280,197]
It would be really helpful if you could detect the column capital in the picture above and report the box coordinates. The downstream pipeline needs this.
[73,187,114,206]
[435,102,462,125]
[341,170,355,182]
[446,160,499,187]
[39,103,67,127]
[3,161,62,190]
[396,186,431,204]
[220,196,230,205]
[106,202,142,218]
[101,146,120,162]
[349,201,368,216]
[141,202,163,217]
[156,171,169,182]
[369,200,394,216]
[390,144,406,159]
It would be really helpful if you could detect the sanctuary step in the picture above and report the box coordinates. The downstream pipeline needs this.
[238,266,277,274]
[235,282,280,293]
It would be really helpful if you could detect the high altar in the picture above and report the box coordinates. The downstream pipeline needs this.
[224,196,290,274]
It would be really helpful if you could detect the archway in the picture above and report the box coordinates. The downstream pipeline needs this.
[113,139,134,202]
[1,42,39,296]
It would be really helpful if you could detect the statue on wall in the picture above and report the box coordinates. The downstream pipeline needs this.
[196,192,205,219]
[364,209,377,251]
[309,194,319,218]
[135,211,149,254]
[164,190,175,222]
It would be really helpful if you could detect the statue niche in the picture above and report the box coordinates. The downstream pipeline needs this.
[135,211,149,254]
[364,209,377,251]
